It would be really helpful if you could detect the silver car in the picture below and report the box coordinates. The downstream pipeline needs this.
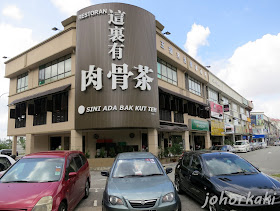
[101,152,181,211]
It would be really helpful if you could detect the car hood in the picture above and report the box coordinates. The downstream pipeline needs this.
[107,175,174,200]
[0,182,58,209]
[212,173,280,195]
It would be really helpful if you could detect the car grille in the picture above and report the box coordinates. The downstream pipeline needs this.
[129,199,157,208]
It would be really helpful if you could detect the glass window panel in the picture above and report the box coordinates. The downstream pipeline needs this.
[162,65,167,77]
[172,71,177,82]
[162,76,167,81]
[65,57,71,72]
[58,58,64,75]
[167,67,172,79]
[51,61,58,77]
[45,63,51,79]
[157,74,161,79]
[17,78,21,91]
[58,74,64,80]
[25,75,28,88]
[157,62,161,74]
[65,71,71,77]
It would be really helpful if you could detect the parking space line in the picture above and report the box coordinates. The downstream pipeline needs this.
[93,200,97,207]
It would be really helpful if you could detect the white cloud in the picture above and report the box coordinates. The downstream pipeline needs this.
[215,33,280,118]
[2,5,23,20]
[184,23,210,59]
[51,0,91,16]
[0,23,37,139]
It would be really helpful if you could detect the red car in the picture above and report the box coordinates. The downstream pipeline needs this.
[0,151,90,211]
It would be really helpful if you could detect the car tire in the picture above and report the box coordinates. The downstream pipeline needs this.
[175,177,183,194]
[208,194,222,211]
[58,202,67,211]
[83,179,90,199]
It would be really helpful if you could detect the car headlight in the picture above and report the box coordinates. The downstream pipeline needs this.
[225,191,246,202]
[109,195,124,205]
[162,192,174,203]
[32,196,53,211]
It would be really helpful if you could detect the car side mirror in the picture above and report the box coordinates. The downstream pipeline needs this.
[192,170,200,176]
[69,172,77,179]
[101,171,109,177]
[165,167,172,174]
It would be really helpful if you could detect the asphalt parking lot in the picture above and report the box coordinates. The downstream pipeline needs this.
[75,146,280,211]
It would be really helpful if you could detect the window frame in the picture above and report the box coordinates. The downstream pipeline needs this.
[157,58,178,86]
[39,54,71,86]
[17,73,28,93]
[188,76,201,96]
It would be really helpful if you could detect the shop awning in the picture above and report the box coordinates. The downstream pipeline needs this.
[159,86,208,107]
[158,124,188,132]
[9,84,71,105]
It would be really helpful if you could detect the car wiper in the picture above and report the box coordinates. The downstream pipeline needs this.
[116,175,145,178]
[144,173,163,177]
[2,180,39,183]
[219,171,257,176]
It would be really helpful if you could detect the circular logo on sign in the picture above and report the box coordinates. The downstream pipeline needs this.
[78,105,85,114]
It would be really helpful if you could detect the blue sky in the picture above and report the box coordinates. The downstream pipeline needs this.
[0,0,280,138]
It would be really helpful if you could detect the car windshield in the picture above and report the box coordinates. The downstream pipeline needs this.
[204,155,259,176]
[235,142,245,145]
[112,158,163,178]
[0,158,64,183]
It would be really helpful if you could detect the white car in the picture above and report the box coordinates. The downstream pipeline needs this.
[233,140,250,152]
[0,154,16,176]
[274,141,280,146]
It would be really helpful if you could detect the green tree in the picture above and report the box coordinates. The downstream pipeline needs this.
[18,137,26,150]
[0,139,12,149]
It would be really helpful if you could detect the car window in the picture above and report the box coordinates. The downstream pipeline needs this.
[221,146,227,151]
[1,158,64,183]
[112,158,163,178]
[74,156,83,170]
[0,157,11,171]
[80,154,87,165]
[182,154,191,167]
[190,156,202,172]
[204,155,258,176]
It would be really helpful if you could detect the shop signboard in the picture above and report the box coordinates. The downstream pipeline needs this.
[75,3,159,129]
[223,104,230,112]
[210,101,223,119]
[190,119,209,131]
[235,125,244,134]
[225,123,234,134]
[256,114,264,126]
[250,115,256,126]
[211,119,225,136]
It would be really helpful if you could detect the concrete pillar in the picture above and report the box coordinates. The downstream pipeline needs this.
[71,130,83,151]
[26,134,35,154]
[222,135,225,145]
[148,129,158,157]
[12,136,17,156]
[183,131,190,151]
[205,131,212,149]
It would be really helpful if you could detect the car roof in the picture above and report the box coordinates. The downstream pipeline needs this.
[22,150,82,159]
[117,152,155,159]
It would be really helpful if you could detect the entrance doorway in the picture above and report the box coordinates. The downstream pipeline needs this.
[142,133,148,151]
[50,137,61,150]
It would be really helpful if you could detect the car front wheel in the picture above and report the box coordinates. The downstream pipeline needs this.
[84,180,90,199]
[175,177,183,194]
[58,202,67,211]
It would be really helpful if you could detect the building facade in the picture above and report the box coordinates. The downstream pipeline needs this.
[208,72,253,145]
[5,3,256,159]
[5,3,213,158]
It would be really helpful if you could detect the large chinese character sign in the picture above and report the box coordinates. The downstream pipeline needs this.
[76,3,159,129]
